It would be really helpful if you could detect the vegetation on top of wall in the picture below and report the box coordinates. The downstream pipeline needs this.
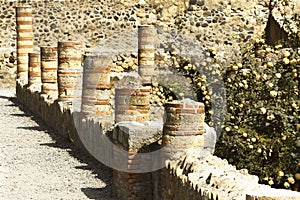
[155,26,300,191]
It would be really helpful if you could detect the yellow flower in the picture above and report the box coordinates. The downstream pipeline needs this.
[232,65,238,71]
[292,72,298,78]
[259,39,265,44]
[283,57,290,65]
[290,59,297,65]
[267,114,275,121]
[267,62,273,67]
[256,148,262,154]
[262,74,268,80]
[284,182,290,188]
[266,47,272,53]
[275,73,281,78]
[268,180,274,186]
[225,127,231,132]
[237,63,243,69]
[270,90,277,98]
[288,177,295,184]
[260,107,267,114]
[251,137,257,142]
[267,82,274,88]
[292,102,298,109]
[295,173,300,181]
[204,95,210,100]
[278,171,284,177]
[283,50,290,57]
[242,132,248,137]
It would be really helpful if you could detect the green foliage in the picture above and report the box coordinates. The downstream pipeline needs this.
[165,37,300,191]
[215,40,300,191]
[160,0,300,190]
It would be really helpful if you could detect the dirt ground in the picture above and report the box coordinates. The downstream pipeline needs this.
[0,87,117,200]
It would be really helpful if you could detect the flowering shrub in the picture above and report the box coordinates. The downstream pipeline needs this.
[215,39,300,191]
[160,36,300,190]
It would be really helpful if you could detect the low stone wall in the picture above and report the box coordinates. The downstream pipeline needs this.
[16,82,300,200]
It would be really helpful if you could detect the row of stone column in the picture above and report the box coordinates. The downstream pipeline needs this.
[16,5,207,200]
[16,5,156,110]
[16,3,206,164]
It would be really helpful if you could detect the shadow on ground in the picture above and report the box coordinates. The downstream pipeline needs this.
[8,97,117,199]
[81,187,118,200]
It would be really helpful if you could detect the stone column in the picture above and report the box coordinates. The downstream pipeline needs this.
[16,6,34,84]
[28,52,41,91]
[57,41,83,108]
[41,46,58,100]
[113,78,154,200]
[138,25,156,85]
[81,54,112,118]
[163,99,205,160]
[115,82,151,123]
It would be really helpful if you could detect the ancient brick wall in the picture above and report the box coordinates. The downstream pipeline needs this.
[11,1,300,200]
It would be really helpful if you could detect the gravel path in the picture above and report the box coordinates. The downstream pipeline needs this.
[0,88,117,200]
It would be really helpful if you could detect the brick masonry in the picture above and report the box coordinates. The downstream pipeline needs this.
[15,3,300,200]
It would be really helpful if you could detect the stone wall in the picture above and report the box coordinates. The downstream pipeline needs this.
[9,1,300,199]
[1,0,269,56]
[16,80,300,200]
[0,0,273,88]
[14,14,300,198]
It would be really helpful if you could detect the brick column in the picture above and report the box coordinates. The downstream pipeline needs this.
[28,52,41,90]
[81,54,111,118]
[113,80,153,200]
[57,41,83,107]
[138,25,156,85]
[163,99,205,160]
[115,83,151,123]
[41,46,58,100]
[16,6,34,84]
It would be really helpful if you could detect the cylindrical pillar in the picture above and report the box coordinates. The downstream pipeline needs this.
[163,99,205,159]
[16,6,34,84]
[81,54,112,118]
[41,46,58,100]
[57,41,83,107]
[115,83,151,123]
[28,52,41,90]
[138,25,156,85]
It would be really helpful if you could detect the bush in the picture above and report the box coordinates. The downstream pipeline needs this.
[214,39,300,191]
[163,37,300,191]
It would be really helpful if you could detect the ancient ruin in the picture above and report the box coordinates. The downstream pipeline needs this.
[0,0,300,199]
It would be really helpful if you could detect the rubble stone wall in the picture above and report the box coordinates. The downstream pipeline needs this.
[1,0,269,51]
